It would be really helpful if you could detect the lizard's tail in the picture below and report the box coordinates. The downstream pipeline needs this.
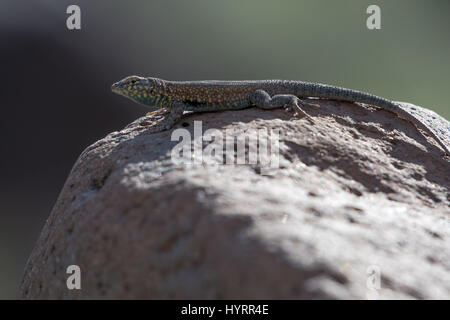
[298,82,395,111]
[299,83,449,156]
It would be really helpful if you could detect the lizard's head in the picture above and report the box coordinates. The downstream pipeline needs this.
[111,76,164,107]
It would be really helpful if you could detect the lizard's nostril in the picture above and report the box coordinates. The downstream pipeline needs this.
[111,82,120,91]
[111,83,123,94]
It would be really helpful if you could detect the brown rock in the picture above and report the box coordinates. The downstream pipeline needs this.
[20,100,450,299]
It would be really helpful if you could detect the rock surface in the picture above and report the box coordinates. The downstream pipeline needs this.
[20,100,449,299]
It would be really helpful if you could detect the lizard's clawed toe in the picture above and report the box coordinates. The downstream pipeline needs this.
[146,108,169,118]
[292,102,315,124]
[298,98,320,109]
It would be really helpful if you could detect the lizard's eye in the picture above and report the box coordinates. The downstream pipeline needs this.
[126,77,140,85]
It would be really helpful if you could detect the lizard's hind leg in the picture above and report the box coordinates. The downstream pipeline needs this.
[250,89,315,123]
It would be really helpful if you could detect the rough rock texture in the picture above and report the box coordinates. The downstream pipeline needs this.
[20,100,449,299]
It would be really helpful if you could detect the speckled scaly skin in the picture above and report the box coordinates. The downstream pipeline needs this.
[111,76,449,156]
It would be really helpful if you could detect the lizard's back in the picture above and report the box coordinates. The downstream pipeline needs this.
[165,79,396,110]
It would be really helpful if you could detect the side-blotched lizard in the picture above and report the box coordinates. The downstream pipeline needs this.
[111,76,449,156]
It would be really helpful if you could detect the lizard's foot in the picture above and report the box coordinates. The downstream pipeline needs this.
[140,104,185,133]
[146,108,169,118]
[298,99,320,109]
[140,108,171,128]
[286,99,315,124]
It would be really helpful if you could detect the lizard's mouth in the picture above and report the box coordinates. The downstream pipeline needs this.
[111,82,124,95]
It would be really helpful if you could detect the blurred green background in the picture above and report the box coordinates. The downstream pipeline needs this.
[0,0,449,299]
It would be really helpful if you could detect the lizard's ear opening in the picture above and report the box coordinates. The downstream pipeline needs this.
[146,77,164,91]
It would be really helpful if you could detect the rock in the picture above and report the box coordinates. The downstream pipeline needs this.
[20,100,450,299]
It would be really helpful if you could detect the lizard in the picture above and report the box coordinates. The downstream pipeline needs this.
[111,76,450,156]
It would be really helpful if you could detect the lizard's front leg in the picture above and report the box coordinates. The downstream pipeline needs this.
[250,89,316,123]
[140,102,185,133]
